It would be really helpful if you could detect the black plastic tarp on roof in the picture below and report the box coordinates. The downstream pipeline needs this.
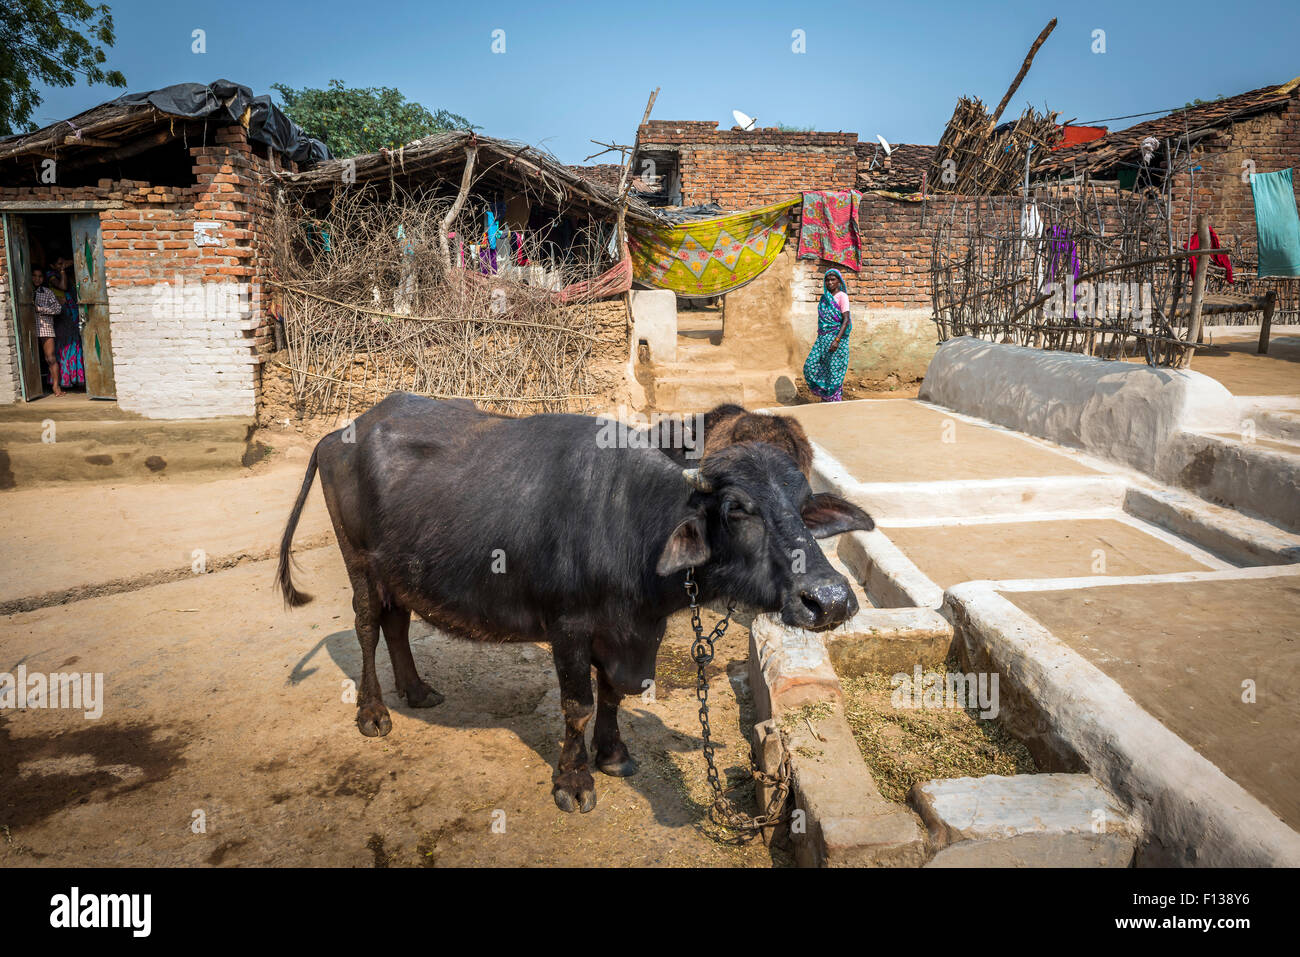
[115,79,332,165]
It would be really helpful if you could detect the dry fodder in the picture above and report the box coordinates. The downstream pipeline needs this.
[841,669,1037,805]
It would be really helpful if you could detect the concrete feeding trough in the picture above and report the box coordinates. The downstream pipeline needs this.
[751,393,1300,866]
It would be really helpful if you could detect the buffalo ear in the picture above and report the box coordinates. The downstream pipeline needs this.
[801,493,875,539]
[656,514,711,575]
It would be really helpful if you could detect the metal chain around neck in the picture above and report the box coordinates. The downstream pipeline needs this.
[684,568,792,839]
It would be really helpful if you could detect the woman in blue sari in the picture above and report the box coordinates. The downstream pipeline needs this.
[49,261,85,390]
[803,268,852,402]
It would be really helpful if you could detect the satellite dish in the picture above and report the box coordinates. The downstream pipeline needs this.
[876,135,893,155]
[732,110,757,131]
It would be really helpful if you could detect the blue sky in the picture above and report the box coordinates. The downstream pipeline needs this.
[26,0,1300,163]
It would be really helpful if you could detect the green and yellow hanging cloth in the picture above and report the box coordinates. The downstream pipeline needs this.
[628,198,798,298]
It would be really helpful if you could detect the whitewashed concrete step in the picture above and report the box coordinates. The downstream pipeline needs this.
[910,773,1137,867]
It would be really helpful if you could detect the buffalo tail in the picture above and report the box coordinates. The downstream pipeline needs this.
[277,444,319,608]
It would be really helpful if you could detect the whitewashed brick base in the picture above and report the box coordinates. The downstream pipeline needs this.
[0,268,19,405]
[108,281,258,419]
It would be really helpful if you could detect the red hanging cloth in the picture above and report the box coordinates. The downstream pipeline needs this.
[1186,226,1233,283]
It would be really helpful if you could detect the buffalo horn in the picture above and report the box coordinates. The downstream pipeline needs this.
[682,468,713,493]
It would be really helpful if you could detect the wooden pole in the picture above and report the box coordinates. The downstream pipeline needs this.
[439,145,478,271]
[1180,213,1211,368]
[989,18,1057,129]
[615,88,659,254]
[1258,289,1277,354]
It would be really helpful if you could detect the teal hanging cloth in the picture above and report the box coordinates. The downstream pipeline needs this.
[1250,168,1300,277]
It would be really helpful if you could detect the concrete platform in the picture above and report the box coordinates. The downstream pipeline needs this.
[774,397,1300,864]
[884,518,1219,589]
[1008,576,1300,833]
[783,399,1100,483]
[947,568,1300,866]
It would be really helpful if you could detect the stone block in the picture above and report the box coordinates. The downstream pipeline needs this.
[629,289,677,363]
[911,773,1137,867]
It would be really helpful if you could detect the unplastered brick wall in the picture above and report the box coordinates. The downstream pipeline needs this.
[1167,99,1300,262]
[791,185,1143,314]
[639,121,858,209]
[0,123,295,417]
[790,193,998,314]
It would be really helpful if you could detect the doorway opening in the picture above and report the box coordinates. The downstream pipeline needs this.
[5,210,115,402]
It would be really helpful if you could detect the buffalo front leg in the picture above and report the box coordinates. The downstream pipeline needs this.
[551,642,597,813]
[593,664,638,777]
[380,603,444,708]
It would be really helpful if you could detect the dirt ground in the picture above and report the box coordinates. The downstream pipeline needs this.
[0,464,788,867]
[1126,334,1300,396]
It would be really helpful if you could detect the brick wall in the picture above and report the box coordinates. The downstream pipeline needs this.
[639,121,858,209]
[1167,99,1300,262]
[0,123,294,417]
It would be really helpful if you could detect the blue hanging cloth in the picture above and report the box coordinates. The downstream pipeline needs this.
[1251,168,1300,277]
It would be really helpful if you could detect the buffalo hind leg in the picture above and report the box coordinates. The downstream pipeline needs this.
[593,664,637,777]
[551,642,597,813]
[380,604,444,708]
[352,580,391,737]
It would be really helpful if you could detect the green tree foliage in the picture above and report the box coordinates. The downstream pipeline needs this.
[0,0,126,135]
[272,79,474,157]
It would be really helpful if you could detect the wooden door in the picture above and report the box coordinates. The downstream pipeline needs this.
[3,214,43,400]
[71,212,115,399]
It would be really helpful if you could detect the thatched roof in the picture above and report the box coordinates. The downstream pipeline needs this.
[1034,79,1299,178]
[276,131,664,226]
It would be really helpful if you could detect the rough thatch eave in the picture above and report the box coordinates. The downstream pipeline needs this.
[275,131,664,226]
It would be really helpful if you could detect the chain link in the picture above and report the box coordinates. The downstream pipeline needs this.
[685,568,792,838]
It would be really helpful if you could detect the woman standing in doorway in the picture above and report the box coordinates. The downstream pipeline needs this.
[803,268,852,402]
[33,266,64,396]
[50,260,85,390]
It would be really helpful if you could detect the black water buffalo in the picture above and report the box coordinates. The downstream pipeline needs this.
[277,393,872,813]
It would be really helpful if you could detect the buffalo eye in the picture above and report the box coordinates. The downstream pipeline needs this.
[722,497,757,520]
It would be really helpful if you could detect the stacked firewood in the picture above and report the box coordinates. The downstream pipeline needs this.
[927,97,1063,195]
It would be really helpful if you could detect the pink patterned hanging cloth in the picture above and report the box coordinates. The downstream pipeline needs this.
[797,190,863,272]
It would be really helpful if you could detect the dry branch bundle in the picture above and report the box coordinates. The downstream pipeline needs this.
[268,182,622,418]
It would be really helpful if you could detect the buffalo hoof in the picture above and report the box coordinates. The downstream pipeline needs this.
[356,703,393,738]
[552,770,597,814]
[596,743,639,777]
[404,682,445,709]
[597,756,639,777]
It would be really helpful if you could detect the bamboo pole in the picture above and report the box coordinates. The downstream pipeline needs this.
[615,88,660,254]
